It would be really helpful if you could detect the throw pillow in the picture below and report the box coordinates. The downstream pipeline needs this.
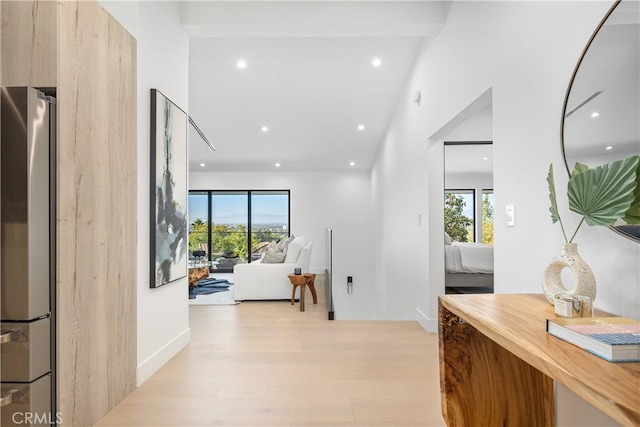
[262,241,286,263]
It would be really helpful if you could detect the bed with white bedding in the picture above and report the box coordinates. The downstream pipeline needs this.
[444,241,493,294]
[445,242,494,274]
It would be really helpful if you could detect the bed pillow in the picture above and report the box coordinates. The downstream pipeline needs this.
[444,232,453,245]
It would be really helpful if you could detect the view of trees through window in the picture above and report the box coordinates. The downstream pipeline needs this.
[188,190,290,270]
[444,190,494,245]
[445,192,474,242]
[482,191,494,245]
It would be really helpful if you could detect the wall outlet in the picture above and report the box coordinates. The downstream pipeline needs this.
[347,276,353,283]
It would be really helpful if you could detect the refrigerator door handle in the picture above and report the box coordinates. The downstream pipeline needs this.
[0,330,23,344]
[0,388,24,407]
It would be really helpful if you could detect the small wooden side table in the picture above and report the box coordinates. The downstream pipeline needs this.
[288,273,317,312]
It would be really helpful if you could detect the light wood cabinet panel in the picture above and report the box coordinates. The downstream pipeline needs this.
[1,0,56,87]
[57,1,137,425]
[2,0,138,425]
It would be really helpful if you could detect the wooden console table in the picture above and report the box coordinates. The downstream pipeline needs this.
[439,294,640,426]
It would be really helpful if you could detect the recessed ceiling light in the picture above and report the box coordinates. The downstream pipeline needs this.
[482,157,489,161]
[372,57,382,68]
[275,163,281,167]
[199,163,205,167]
[357,124,365,131]
[350,161,355,166]
[261,126,269,132]
[591,111,600,118]
[237,59,247,69]
[605,146,613,150]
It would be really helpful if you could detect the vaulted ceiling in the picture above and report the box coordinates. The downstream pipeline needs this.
[185,1,450,172]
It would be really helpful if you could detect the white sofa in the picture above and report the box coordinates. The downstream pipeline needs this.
[233,236,312,300]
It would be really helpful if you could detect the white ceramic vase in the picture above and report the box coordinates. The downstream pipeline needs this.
[542,242,596,304]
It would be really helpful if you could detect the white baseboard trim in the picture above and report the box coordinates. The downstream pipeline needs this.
[137,327,191,386]
[415,308,438,333]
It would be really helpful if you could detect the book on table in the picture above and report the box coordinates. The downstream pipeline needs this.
[546,317,640,362]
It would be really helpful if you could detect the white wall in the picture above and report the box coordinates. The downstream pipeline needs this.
[374,0,639,326]
[443,104,493,142]
[189,171,380,319]
[445,172,492,190]
[100,0,191,386]
[372,0,635,423]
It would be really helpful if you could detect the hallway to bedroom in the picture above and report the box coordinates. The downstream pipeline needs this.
[96,298,445,427]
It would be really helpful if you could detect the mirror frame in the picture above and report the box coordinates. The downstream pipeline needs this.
[560,0,639,243]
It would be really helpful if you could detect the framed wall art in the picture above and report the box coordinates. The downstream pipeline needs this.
[150,89,188,288]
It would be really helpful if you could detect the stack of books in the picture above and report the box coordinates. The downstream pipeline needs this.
[546,317,640,362]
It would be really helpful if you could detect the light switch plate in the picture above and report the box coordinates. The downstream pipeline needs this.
[505,204,515,226]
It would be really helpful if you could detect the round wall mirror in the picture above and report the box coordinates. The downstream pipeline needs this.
[561,0,640,242]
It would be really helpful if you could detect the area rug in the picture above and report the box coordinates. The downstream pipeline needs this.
[189,279,239,305]
[189,278,230,298]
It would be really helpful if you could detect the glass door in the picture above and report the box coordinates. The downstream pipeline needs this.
[188,191,209,261]
[211,191,248,272]
[250,191,290,261]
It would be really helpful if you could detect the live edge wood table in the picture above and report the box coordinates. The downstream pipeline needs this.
[288,273,317,312]
[438,294,640,426]
[188,266,209,286]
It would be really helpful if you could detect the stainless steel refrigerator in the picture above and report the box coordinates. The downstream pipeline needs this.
[1,87,57,426]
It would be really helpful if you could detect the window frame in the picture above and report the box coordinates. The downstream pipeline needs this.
[188,189,291,271]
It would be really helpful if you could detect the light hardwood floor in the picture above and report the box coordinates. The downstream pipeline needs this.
[96,291,445,426]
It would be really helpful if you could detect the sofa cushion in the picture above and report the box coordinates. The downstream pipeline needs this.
[284,236,307,263]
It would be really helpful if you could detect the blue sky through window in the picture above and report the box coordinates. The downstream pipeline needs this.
[188,192,288,227]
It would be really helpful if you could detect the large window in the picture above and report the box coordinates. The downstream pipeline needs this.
[188,192,209,254]
[482,190,494,245]
[250,191,289,259]
[444,189,494,245]
[445,190,475,242]
[188,190,290,271]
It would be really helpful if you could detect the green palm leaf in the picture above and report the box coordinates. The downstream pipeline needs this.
[572,162,589,176]
[547,164,560,224]
[622,155,640,224]
[568,156,639,226]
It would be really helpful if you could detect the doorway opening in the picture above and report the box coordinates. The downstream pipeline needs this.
[444,141,494,294]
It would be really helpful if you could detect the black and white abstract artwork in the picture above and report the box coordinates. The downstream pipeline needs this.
[150,89,188,288]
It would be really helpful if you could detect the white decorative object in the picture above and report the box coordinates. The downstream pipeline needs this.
[542,243,596,304]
